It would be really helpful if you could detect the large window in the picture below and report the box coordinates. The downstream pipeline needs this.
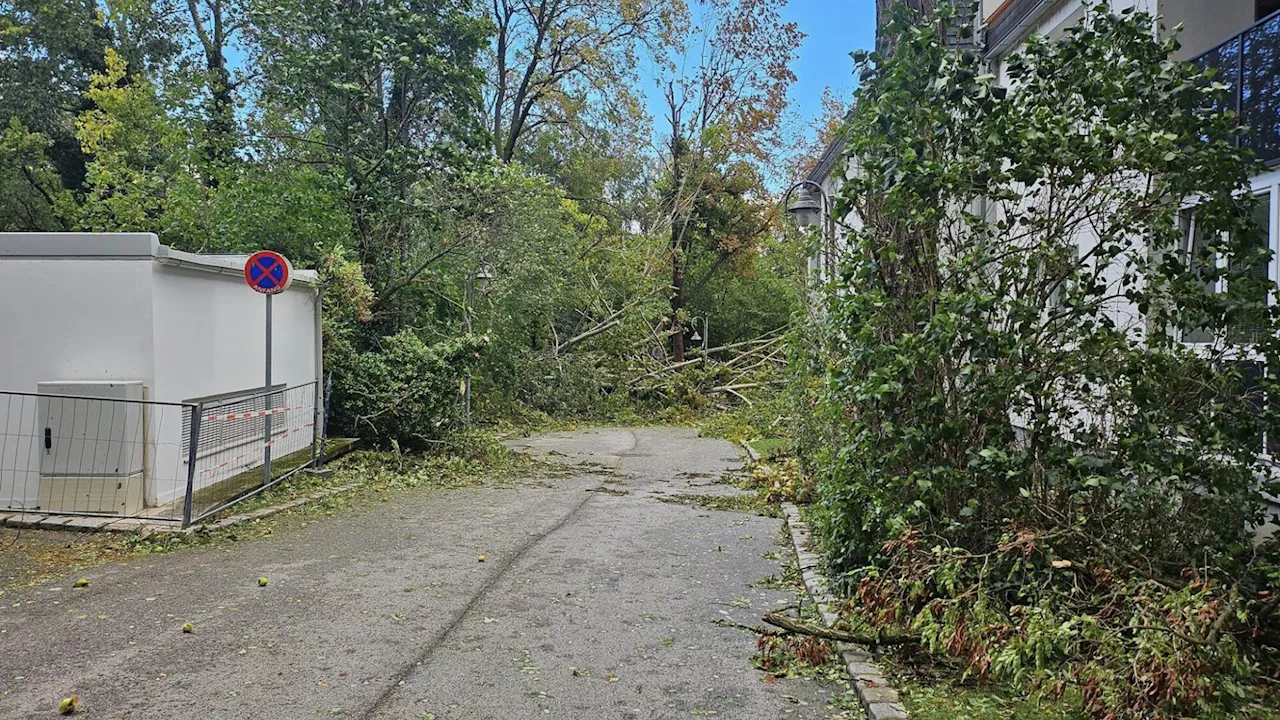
[1179,191,1272,343]
[1229,194,1273,342]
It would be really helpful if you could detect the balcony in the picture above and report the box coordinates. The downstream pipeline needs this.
[1192,9,1280,168]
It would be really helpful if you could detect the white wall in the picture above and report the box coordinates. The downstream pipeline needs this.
[0,259,156,511]
[150,265,317,402]
[1159,0,1254,60]
[0,235,320,512]
[148,265,319,505]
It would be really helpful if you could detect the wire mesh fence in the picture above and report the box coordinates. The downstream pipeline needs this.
[185,383,318,524]
[0,382,319,526]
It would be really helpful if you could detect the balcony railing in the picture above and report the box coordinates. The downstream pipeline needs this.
[1192,9,1280,168]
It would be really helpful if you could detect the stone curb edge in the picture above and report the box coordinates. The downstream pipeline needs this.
[0,482,363,536]
[781,502,910,720]
[740,440,761,463]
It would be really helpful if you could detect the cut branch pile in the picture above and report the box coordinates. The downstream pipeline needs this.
[627,326,789,406]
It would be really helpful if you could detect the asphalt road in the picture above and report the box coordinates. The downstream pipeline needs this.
[0,427,836,719]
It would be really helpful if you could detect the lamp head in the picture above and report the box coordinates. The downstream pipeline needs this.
[787,186,822,228]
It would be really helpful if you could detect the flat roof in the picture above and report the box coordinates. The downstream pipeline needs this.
[0,233,318,285]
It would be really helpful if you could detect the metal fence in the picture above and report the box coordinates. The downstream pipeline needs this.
[0,382,320,527]
[1193,8,1280,168]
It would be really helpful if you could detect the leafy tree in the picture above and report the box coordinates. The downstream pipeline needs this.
[250,0,490,313]
[656,0,802,361]
[484,0,685,163]
[0,0,181,192]
[181,0,247,167]
[0,119,74,231]
[801,4,1280,717]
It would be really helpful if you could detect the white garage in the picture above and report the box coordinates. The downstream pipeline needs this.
[0,233,322,522]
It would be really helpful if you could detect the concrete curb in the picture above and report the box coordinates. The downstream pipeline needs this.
[740,440,761,463]
[781,502,909,720]
[0,482,362,536]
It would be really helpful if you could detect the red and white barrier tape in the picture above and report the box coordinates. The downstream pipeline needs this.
[205,405,313,422]
[197,422,316,476]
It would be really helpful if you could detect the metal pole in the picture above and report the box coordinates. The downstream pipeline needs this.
[464,274,473,424]
[263,293,273,485]
[181,403,203,527]
[311,286,323,468]
[702,317,709,366]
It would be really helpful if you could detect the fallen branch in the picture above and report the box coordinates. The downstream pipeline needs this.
[708,382,763,392]
[632,357,702,381]
[761,612,920,646]
[554,318,623,356]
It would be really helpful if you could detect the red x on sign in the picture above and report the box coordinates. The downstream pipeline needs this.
[244,251,293,294]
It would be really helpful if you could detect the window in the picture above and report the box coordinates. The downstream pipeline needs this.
[1180,208,1218,343]
[1046,244,1080,311]
[1179,191,1271,343]
[1228,193,1272,343]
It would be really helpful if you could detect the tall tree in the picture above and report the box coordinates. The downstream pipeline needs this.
[658,0,801,361]
[182,0,244,167]
[485,0,684,163]
[251,0,490,326]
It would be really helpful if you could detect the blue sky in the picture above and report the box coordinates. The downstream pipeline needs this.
[781,0,876,133]
[639,0,877,150]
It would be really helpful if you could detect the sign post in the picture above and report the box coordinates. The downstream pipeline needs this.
[244,250,293,486]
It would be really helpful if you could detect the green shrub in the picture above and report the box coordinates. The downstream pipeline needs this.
[798,4,1280,718]
[328,330,485,450]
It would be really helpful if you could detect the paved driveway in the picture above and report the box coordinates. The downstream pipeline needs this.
[0,428,835,719]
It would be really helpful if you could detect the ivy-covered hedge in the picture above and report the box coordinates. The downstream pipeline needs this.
[798,3,1280,717]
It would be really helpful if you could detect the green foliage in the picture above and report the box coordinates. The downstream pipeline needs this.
[328,331,485,450]
[0,0,804,441]
[0,119,73,230]
[797,4,1280,718]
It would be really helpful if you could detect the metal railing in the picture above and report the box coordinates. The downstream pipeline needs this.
[1192,8,1280,168]
[0,382,320,527]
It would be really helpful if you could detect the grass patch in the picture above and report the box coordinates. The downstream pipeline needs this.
[746,436,792,460]
[893,677,1085,720]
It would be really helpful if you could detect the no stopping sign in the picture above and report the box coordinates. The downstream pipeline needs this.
[244,251,293,294]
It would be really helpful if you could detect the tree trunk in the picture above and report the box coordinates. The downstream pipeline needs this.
[671,222,686,362]
[667,130,687,362]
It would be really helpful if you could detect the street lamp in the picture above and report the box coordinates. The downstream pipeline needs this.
[786,186,822,228]
[688,315,709,366]
[464,263,495,422]
[783,180,833,279]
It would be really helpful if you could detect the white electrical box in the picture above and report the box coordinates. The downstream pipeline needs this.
[37,381,146,514]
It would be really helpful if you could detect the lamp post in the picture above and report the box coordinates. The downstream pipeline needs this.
[464,263,494,422]
[783,180,833,279]
[688,316,709,366]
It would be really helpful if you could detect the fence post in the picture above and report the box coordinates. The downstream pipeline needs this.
[310,380,321,468]
[181,403,203,527]
[315,372,332,469]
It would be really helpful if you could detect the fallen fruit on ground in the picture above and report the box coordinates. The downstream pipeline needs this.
[58,695,78,714]
[182,623,194,633]
[258,577,269,586]
[73,578,88,588]
[477,555,486,562]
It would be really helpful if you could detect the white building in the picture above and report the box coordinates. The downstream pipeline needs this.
[0,233,321,516]
[802,0,1280,525]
